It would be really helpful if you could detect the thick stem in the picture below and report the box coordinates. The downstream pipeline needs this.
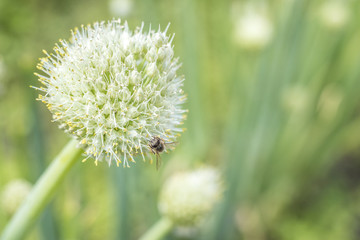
[0,139,82,240]
[139,217,174,240]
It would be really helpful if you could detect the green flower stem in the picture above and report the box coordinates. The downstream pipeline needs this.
[139,217,174,240]
[0,139,82,240]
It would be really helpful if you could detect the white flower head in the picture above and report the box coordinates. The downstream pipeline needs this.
[35,19,187,167]
[1,179,32,215]
[158,167,223,227]
[109,0,133,17]
[318,0,350,30]
[233,3,273,50]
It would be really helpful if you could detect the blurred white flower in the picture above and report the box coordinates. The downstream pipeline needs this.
[318,0,350,30]
[1,179,32,215]
[158,167,223,227]
[232,3,273,50]
[109,0,133,17]
[35,19,187,167]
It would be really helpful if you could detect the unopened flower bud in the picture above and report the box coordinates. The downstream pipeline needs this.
[158,167,223,227]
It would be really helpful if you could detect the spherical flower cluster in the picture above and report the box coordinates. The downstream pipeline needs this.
[35,19,186,167]
[318,1,350,30]
[109,0,133,17]
[158,167,223,227]
[232,4,273,50]
[1,179,32,215]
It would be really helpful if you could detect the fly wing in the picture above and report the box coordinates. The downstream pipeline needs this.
[164,141,178,150]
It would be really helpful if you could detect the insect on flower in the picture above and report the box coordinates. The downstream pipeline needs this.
[33,19,187,167]
[148,136,176,170]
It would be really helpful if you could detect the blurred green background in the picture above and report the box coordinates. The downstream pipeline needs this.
[2,0,360,239]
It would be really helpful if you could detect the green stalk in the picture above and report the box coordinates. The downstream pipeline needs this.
[139,217,173,240]
[0,139,82,240]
